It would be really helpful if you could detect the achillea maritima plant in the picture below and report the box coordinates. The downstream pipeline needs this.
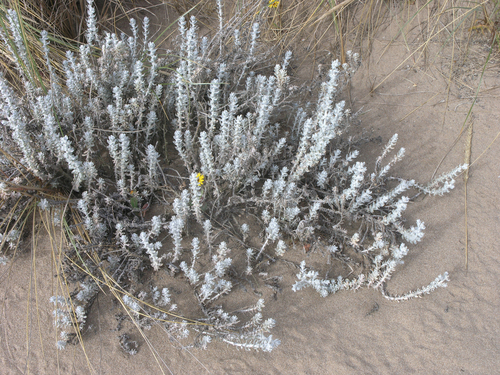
[0,0,465,355]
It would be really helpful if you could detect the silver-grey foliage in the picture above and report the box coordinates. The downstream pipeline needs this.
[0,0,466,355]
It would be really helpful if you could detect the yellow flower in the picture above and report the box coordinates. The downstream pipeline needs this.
[268,0,279,9]
[196,173,204,186]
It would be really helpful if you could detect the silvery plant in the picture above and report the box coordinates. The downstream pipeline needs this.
[0,0,466,354]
